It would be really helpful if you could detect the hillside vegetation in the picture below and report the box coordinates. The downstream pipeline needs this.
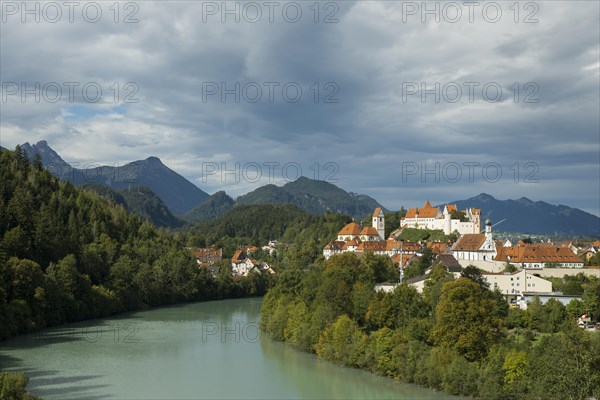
[261,255,600,399]
[0,147,270,341]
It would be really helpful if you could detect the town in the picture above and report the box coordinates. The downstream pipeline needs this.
[191,201,600,325]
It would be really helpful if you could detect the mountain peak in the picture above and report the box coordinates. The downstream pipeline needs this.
[144,156,163,164]
[20,140,69,168]
[473,193,496,201]
[19,140,208,215]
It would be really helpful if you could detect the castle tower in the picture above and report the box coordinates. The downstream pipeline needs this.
[372,208,385,240]
[472,208,481,234]
[444,207,451,235]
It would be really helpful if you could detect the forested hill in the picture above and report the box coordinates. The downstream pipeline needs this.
[184,191,236,222]
[236,177,386,219]
[0,147,269,341]
[183,204,351,262]
[81,184,184,228]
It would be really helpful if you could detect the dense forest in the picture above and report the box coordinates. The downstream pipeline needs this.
[179,203,350,265]
[0,147,272,342]
[80,183,184,228]
[261,254,600,399]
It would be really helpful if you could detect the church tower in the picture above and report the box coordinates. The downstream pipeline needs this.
[484,219,493,244]
[443,205,452,235]
[372,208,385,240]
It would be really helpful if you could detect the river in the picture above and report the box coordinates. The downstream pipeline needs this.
[0,298,460,399]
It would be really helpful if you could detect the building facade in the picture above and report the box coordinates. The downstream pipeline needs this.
[400,201,481,235]
[451,219,497,261]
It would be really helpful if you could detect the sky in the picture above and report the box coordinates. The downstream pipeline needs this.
[1,1,599,215]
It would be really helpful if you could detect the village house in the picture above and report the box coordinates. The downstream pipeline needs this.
[191,247,223,266]
[494,243,584,269]
[483,269,553,296]
[400,201,481,235]
[231,249,275,277]
[262,240,282,255]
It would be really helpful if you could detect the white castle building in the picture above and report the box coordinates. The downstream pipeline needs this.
[400,201,481,235]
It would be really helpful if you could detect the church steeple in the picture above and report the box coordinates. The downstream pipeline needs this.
[485,219,493,242]
[372,208,385,240]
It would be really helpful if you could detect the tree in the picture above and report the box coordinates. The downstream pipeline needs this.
[365,284,428,331]
[316,314,366,367]
[504,263,517,273]
[566,299,586,320]
[0,372,41,400]
[433,278,505,361]
[398,206,406,219]
[358,252,396,284]
[502,349,527,385]
[422,265,453,311]
[449,209,468,222]
[460,265,489,289]
[527,330,599,400]
[582,279,600,321]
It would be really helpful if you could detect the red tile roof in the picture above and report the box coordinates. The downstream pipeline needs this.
[338,222,362,236]
[325,241,346,251]
[232,249,246,263]
[452,234,486,251]
[495,244,583,264]
[426,241,449,254]
[360,226,380,236]
[357,241,387,252]
[405,201,439,219]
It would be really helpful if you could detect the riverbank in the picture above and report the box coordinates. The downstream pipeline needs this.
[260,256,600,399]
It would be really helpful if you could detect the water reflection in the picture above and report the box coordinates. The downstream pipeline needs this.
[259,337,459,399]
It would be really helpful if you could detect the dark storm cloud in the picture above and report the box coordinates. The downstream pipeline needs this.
[1,1,598,215]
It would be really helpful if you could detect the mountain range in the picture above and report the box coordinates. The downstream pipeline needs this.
[183,177,385,222]
[20,141,208,215]
[16,141,599,237]
[442,193,600,238]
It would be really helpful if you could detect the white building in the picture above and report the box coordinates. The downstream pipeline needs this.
[483,270,553,296]
[404,267,553,299]
[400,201,481,235]
[451,219,497,261]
